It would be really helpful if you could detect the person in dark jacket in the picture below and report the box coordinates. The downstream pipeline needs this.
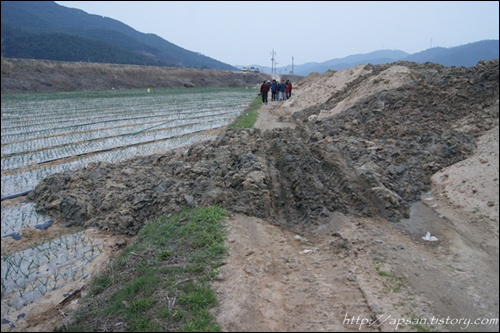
[286,80,292,99]
[285,80,291,99]
[260,80,270,104]
[279,80,286,101]
[271,79,278,101]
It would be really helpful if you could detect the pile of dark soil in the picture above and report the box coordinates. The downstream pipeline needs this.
[28,128,373,235]
[305,60,499,219]
[29,60,499,235]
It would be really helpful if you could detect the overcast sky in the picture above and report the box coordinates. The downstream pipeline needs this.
[56,1,499,67]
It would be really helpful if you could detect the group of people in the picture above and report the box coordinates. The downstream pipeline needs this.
[260,79,292,104]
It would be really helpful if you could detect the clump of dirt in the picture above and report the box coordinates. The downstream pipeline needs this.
[28,59,499,235]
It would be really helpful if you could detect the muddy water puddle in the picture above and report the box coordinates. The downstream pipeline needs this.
[392,196,451,245]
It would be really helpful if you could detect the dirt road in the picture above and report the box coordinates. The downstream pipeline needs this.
[214,214,376,332]
[254,102,296,132]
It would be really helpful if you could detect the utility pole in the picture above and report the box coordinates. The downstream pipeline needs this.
[270,49,276,75]
[291,56,294,75]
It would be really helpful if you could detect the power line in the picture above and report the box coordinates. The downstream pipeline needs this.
[270,49,276,75]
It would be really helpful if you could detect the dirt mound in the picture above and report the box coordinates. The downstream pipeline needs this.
[306,60,499,205]
[28,128,375,235]
[281,64,370,115]
[29,60,499,235]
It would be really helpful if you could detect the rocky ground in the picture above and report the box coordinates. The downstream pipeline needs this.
[27,59,499,331]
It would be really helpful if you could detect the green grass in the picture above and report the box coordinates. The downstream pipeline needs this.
[376,265,403,293]
[59,206,227,332]
[227,95,262,128]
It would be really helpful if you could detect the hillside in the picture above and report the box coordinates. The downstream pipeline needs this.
[0,58,269,93]
[0,1,234,70]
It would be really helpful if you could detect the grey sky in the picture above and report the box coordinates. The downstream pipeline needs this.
[56,1,499,67]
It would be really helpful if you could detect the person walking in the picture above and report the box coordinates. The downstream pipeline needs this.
[285,80,291,99]
[260,80,270,105]
[279,80,286,101]
[271,79,278,101]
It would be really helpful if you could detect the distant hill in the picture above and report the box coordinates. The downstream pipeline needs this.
[240,50,408,76]
[251,40,499,75]
[403,40,499,67]
[297,49,410,75]
[0,1,235,70]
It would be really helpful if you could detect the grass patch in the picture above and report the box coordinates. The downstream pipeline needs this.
[376,265,403,293]
[59,206,227,332]
[228,95,262,128]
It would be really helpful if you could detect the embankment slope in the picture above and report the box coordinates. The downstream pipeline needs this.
[1,58,270,93]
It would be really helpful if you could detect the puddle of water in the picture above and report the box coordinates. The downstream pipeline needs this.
[393,200,449,244]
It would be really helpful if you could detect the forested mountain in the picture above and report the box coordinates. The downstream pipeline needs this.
[1,1,235,70]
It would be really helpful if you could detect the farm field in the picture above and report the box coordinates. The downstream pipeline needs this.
[0,87,255,329]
